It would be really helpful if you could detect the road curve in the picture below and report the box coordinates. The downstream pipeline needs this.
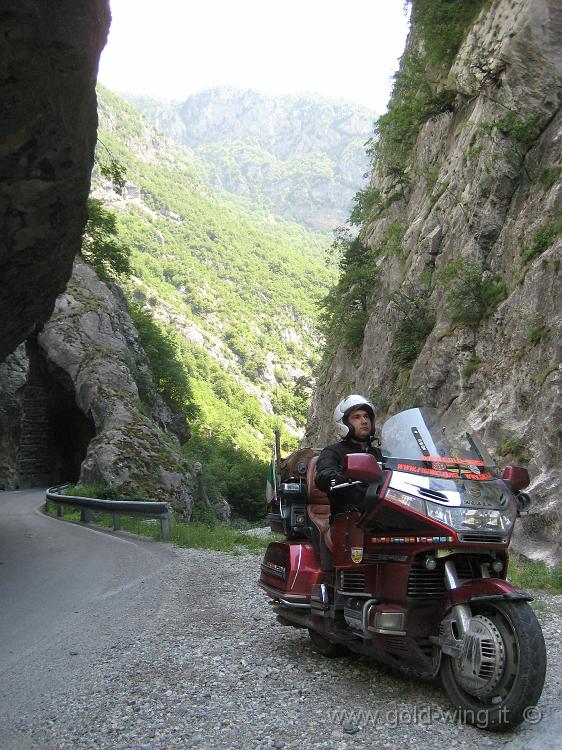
[0,489,178,749]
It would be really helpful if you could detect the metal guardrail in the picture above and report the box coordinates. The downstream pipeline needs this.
[45,484,170,541]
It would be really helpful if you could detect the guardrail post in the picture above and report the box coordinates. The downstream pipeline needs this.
[56,504,63,517]
[80,509,94,523]
[113,513,121,531]
[160,513,169,542]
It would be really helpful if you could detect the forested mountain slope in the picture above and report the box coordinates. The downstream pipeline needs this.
[307,0,562,564]
[125,87,375,232]
[93,86,336,516]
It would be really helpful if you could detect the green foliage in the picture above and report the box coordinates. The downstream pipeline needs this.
[319,229,380,356]
[477,109,544,168]
[128,304,198,418]
[497,437,531,463]
[50,501,274,554]
[389,285,436,368]
[441,258,508,329]
[82,198,131,281]
[520,215,562,265]
[526,316,549,346]
[383,220,408,257]
[93,85,335,519]
[409,0,491,66]
[368,1,488,181]
[492,110,542,151]
[508,555,562,593]
[94,146,127,194]
[61,483,119,500]
[462,356,483,378]
[537,166,562,190]
[349,187,383,226]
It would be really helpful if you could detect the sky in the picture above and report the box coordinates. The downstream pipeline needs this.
[98,0,411,113]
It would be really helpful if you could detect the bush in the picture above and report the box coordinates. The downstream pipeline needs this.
[389,286,436,368]
[319,230,380,356]
[442,258,508,329]
[497,437,531,463]
[128,303,198,418]
[537,166,562,190]
[526,316,549,346]
[463,356,483,378]
[81,198,131,281]
[520,216,562,265]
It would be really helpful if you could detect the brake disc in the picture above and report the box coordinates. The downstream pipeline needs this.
[452,614,506,697]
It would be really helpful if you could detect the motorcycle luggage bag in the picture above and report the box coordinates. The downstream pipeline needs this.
[259,540,322,603]
[267,448,320,534]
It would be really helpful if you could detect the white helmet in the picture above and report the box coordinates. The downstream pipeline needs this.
[333,394,375,440]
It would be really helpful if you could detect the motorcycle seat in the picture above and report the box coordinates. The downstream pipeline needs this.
[306,457,333,553]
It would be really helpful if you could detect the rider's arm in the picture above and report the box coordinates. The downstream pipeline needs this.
[315,444,346,492]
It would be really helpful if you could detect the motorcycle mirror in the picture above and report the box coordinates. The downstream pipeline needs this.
[343,453,383,482]
[502,464,530,491]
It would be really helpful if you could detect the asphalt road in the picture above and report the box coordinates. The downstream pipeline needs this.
[0,488,178,749]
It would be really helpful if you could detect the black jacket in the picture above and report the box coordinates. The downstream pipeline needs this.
[315,438,381,515]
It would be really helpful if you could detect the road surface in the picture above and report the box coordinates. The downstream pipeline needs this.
[0,488,177,749]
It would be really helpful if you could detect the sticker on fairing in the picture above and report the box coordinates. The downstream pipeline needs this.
[351,547,363,564]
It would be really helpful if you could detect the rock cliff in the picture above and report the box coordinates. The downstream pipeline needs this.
[0,1,110,362]
[0,261,196,518]
[307,0,561,565]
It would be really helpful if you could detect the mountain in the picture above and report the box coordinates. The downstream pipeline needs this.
[89,85,341,516]
[307,0,562,564]
[124,87,375,232]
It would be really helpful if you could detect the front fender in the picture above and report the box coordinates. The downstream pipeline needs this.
[447,578,533,606]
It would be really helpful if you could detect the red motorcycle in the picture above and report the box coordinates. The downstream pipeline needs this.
[259,407,546,731]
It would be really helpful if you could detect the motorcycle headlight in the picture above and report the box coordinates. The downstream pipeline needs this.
[426,502,516,533]
[385,487,517,536]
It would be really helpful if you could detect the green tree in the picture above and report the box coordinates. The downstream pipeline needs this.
[82,198,131,281]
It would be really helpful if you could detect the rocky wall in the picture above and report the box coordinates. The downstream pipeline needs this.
[0,1,110,362]
[307,0,562,565]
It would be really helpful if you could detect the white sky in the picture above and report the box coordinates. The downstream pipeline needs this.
[99,0,410,113]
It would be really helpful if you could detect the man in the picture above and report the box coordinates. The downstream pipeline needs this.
[315,394,381,519]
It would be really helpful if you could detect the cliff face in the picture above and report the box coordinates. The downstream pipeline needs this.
[0,262,196,517]
[307,0,562,564]
[0,1,110,362]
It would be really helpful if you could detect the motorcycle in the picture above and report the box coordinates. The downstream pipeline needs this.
[259,407,546,731]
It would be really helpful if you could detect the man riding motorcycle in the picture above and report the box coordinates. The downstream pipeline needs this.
[315,394,382,520]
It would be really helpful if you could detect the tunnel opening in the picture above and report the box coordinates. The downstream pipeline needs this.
[14,338,96,488]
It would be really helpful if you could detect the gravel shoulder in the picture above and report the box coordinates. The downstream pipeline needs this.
[6,542,561,750]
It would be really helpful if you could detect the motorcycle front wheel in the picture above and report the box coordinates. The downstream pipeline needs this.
[440,600,546,732]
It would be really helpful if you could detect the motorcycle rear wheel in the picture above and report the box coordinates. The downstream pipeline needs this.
[308,629,348,657]
[440,601,546,732]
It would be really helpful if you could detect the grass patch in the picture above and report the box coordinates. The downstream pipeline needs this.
[521,215,562,265]
[463,356,483,378]
[497,436,531,463]
[46,501,275,555]
[509,555,562,594]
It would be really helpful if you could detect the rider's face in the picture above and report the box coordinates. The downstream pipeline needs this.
[348,408,372,439]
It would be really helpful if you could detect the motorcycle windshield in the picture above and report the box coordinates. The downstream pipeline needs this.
[380,407,497,481]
